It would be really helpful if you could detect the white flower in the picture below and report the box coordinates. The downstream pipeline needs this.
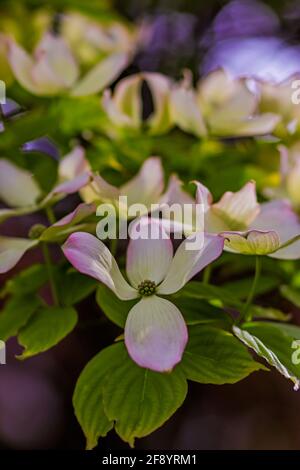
[62,220,224,371]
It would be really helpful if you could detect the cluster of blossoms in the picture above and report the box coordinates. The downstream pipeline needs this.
[100,68,300,139]
[2,16,300,141]
[2,9,300,377]
[2,144,300,371]
[1,10,136,97]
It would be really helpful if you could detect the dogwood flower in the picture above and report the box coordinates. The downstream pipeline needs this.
[6,32,128,97]
[0,159,42,223]
[71,155,192,218]
[0,201,96,274]
[196,180,300,259]
[264,144,300,209]
[0,148,92,273]
[62,222,224,371]
[0,159,41,206]
[0,147,91,224]
[170,69,279,138]
[49,146,92,200]
[57,152,195,243]
[61,12,136,64]
[0,237,39,274]
[102,72,172,135]
[259,76,300,136]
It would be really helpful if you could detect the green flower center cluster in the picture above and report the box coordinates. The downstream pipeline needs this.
[138,280,156,297]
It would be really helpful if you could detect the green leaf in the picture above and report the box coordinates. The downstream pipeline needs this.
[177,281,288,322]
[177,281,241,308]
[102,342,187,447]
[222,275,280,299]
[280,285,300,308]
[17,306,78,359]
[57,269,97,307]
[249,305,290,321]
[0,264,48,297]
[171,296,232,328]
[0,295,41,341]
[73,344,121,450]
[74,342,187,448]
[96,284,136,327]
[268,322,300,339]
[50,97,106,136]
[180,325,264,385]
[234,322,300,390]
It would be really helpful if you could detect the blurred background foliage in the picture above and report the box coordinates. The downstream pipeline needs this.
[1,0,297,202]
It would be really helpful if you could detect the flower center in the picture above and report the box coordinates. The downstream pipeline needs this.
[138,280,156,297]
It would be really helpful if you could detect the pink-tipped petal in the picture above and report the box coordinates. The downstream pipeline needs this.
[62,232,137,300]
[51,172,92,196]
[126,219,173,288]
[121,157,164,206]
[90,173,120,202]
[158,233,224,295]
[58,146,89,181]
[160,174,194,206]
[53,203,96,227]
[125,296,188,372]
[40,204,96,242]
[0,237,38,274]
[194,181,213,212]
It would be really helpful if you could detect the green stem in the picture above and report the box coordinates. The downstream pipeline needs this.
[240,256,262,324]
[42,243,59,306]
[203,264,212,284]
[46,206,56,225]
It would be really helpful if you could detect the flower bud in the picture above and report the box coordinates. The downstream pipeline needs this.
[28,224,46,240]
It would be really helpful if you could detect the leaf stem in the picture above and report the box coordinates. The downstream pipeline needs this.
[42,242,59,306]
[240,256,262,323]
[203,264,212,284]
[46,206,56,225]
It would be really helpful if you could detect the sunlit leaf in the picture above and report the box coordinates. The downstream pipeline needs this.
[234,322,300,390]
[180,325,265,384]
[102,342,187,447]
